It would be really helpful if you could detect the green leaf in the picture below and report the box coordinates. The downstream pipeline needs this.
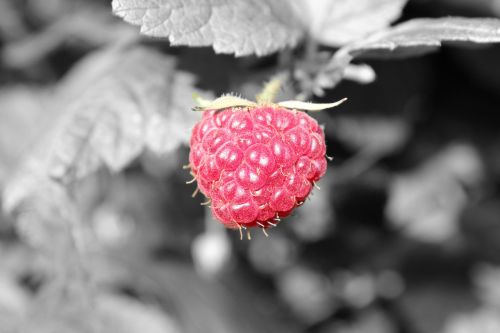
[291,0,408,46]
[111,0,303,56]
[316,17,500,92]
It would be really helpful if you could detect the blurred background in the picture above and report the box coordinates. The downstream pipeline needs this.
[2,0,500,332]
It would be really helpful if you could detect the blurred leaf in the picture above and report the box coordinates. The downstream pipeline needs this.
[47,44,204,183]
[0,271,30,322]
[291,0,408,46]
[146,72,205,153]
[248,232,297,275]
[387,172,464,243]
[461,199,500,262]
[442,307,500,333]
[277,266,336,323]
[385,144,483,243]
[0,0,26,40]
[342,63,377,84]
[2,157,78,252]
[325,308,397,333]
[332,115,410,155]
[400,282,478,333]
[2,8,138,69]
[316,17,500,92]
[289,178,335,242]
[474,264,500,306]
[14,292,181,333]
[111,0,303,56]
[119,259,298,333]
[0,87,54,185]
[330,270,377,308]
[97,293,182,333]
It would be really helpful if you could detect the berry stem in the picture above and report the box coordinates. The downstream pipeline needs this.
[255,76,283,104]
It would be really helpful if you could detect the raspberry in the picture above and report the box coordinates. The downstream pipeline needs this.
[189,105,329,230]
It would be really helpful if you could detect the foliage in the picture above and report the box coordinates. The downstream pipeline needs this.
[1,0,500,332]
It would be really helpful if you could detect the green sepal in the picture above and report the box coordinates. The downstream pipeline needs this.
[277,98,347,111]
[192,94,257,111]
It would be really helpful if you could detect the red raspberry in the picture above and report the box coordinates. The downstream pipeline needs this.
[189,106,328,230]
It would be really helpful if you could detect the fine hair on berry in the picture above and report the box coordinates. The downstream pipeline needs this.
[188,105,328,230]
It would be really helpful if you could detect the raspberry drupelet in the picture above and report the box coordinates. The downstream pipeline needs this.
[189,105,329,230]
[187,80,346,233]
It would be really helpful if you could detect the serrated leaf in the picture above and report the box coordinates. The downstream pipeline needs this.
[316,17,500,92]
[2,154,78,251]
[192,95,256,111]
[146,72,204,153]
[278,98,347,111]
[46,45,206,183]
[291,0,408,46]
[3,45,207,252]
[347,17,500,58]
[111,0,303,57]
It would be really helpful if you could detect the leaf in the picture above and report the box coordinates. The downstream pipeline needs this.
[316,17,500,92]
[443,308,500,333]
[277,98,347,111]
[97,293,182,333]
[3,45,207,252]
[385,144,483,243]
[347,17,500,58]
[291,0,408,46]
[2,148,77,247]
[12,292,182,333]
[146,72,204,153]
[47,44,206,183]
[111,0,303,56]
[2,8,138,70]
[0,86,55,184]
[331,115,410,155]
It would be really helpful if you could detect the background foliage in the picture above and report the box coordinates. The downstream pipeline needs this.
[2,0,500,332]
